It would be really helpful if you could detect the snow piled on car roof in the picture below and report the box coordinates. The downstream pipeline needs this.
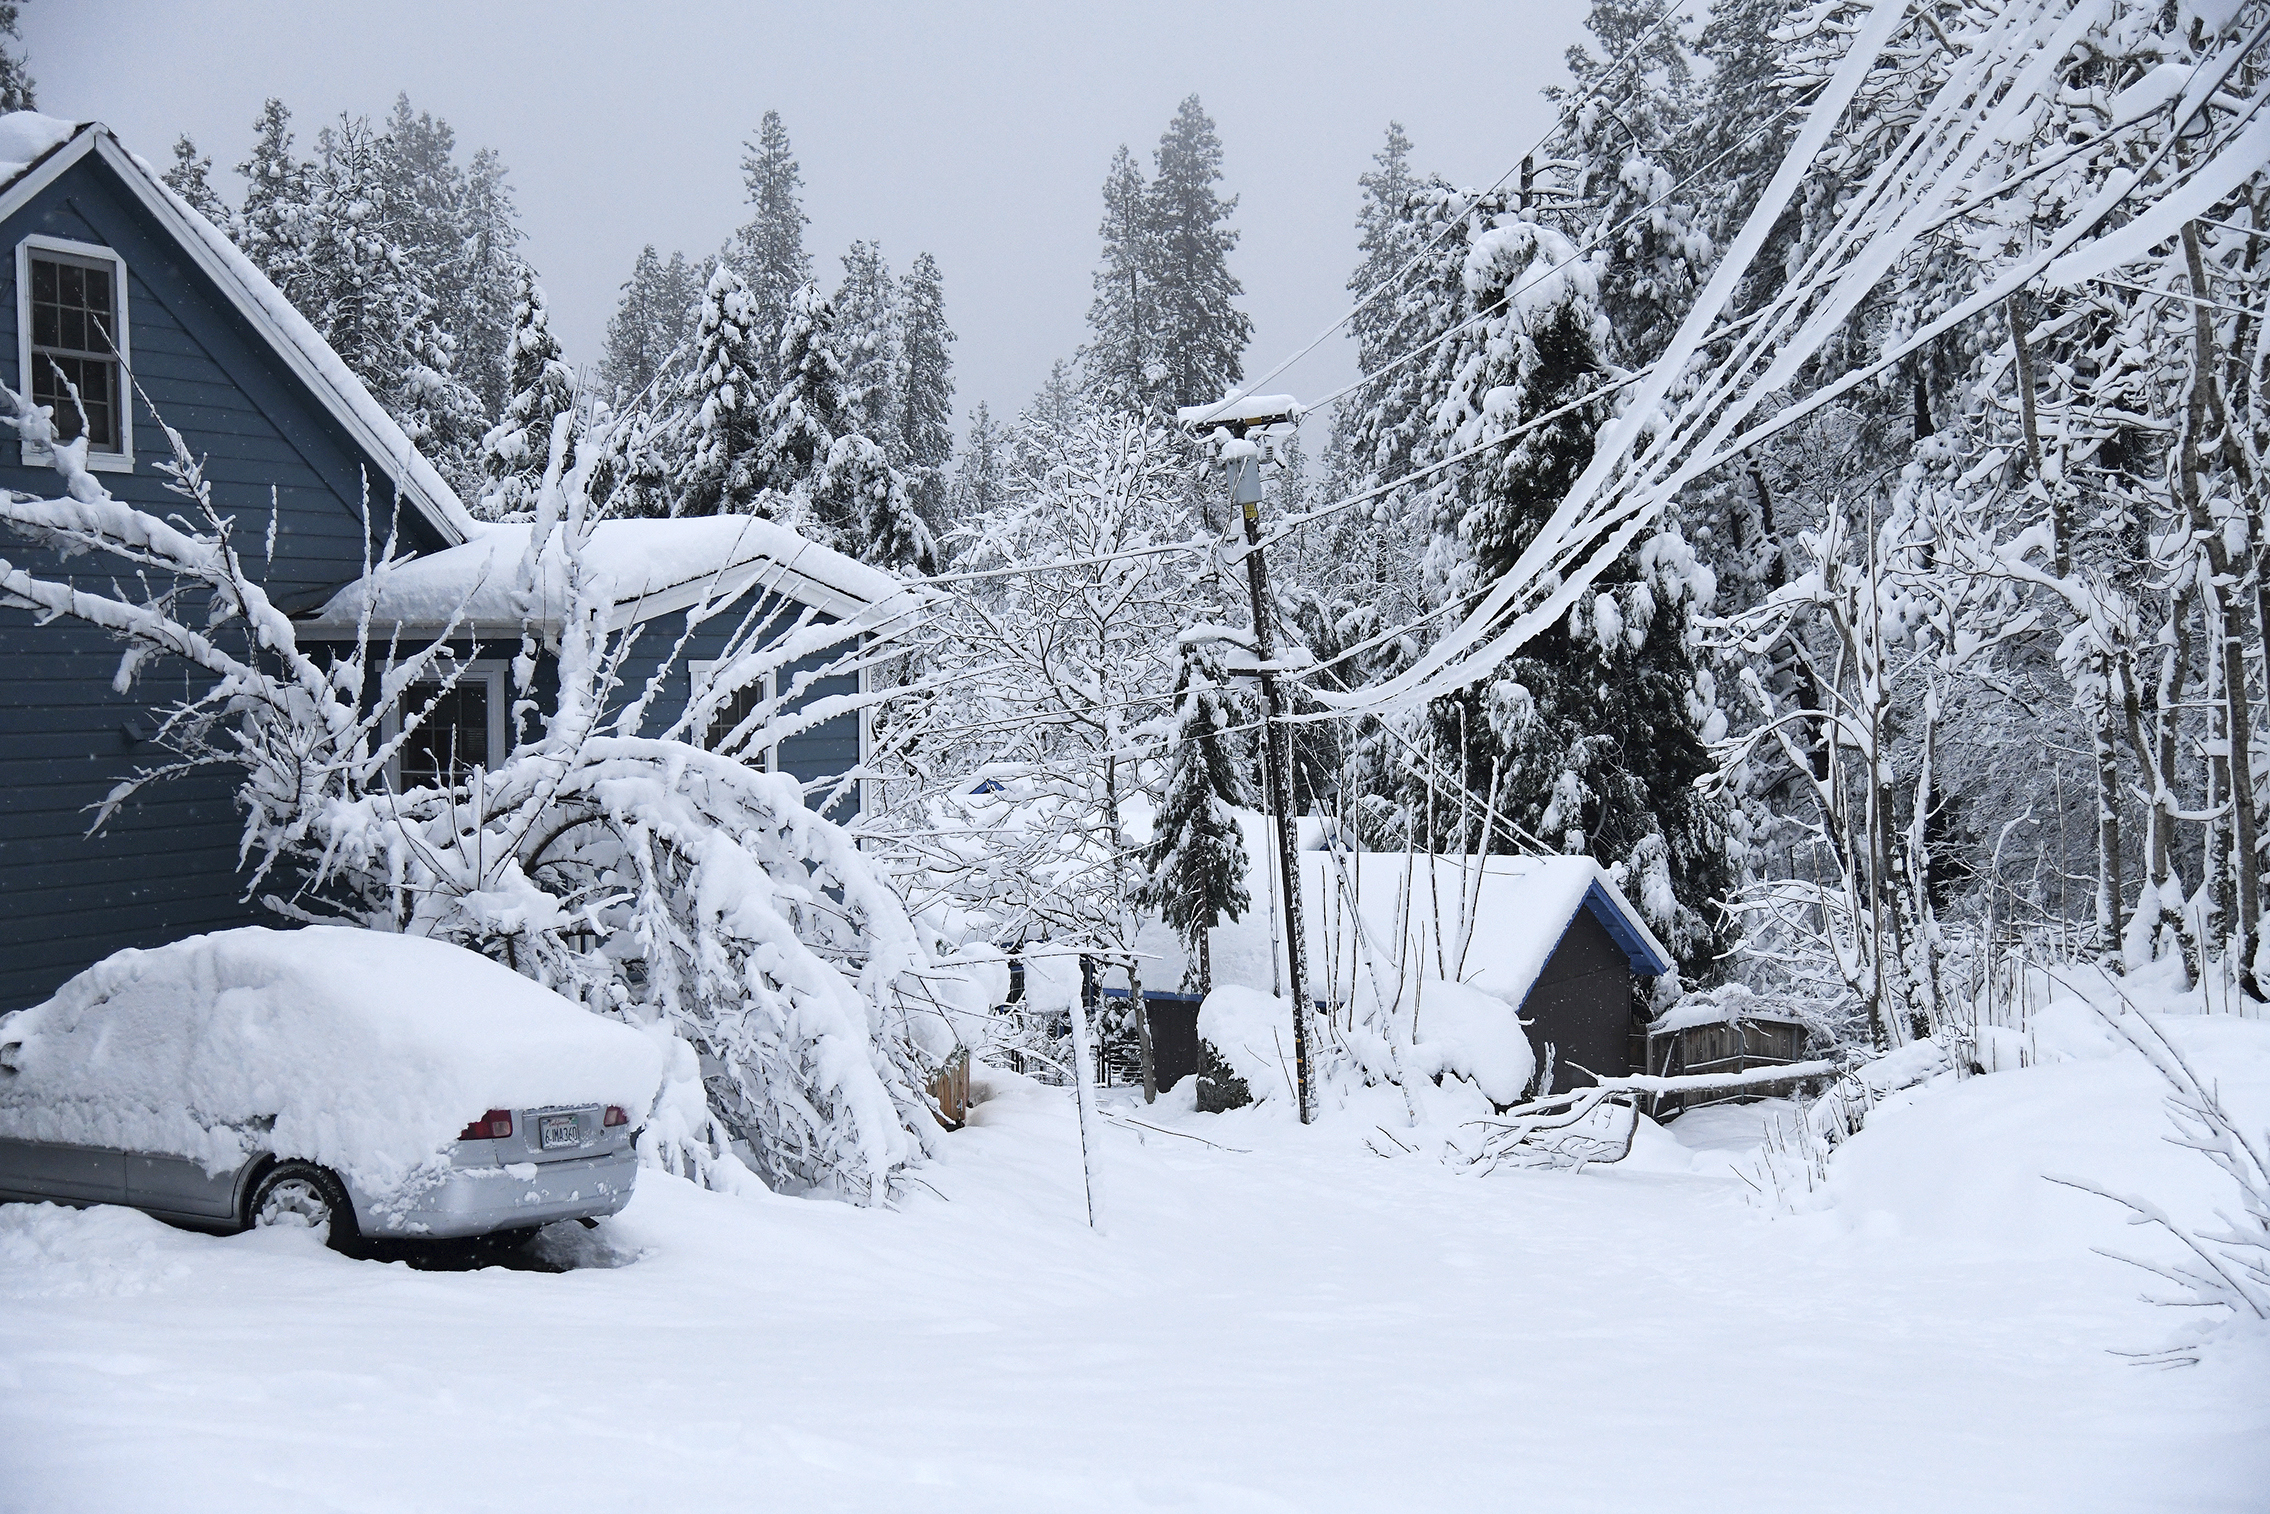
[0,926,666,1191]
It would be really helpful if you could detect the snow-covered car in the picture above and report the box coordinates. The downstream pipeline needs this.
[0,926,666,1248]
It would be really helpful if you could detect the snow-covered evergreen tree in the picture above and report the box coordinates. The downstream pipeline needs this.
[449,145,523,422]
[375,97,520,422]
[288,115,486,489]
[731,110,812,382]
[897,251,956,529]
[1349,192,1732,971]
[834,240,901,448]
[162,135,226,226]
[672,262,769,519]
[1147,96,1251,411]
[949,400,1006,530]
[235,99,306,294]
[1084,144,1158,411]
[1553,0,1710,368]
[0,3,33,115]
[475,266,579,522]
[1348,121,1421,381]
[752,281,848,520]
[601,245,704,402]
[1139,637,1252,993]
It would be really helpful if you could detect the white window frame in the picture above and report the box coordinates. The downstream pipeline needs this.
[379,660,509,791]
[17,234,133,473]
[690,659,779,772]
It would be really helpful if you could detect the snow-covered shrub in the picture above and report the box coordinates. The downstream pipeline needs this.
[0,391,945,1205]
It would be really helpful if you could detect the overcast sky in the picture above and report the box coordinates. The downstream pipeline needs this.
[27,2,1593,435]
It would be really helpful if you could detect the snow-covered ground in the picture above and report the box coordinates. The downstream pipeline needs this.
[4,1012,2267,1512]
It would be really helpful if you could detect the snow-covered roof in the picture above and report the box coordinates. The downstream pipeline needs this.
[297,515,926,639]
[1646,985,1815,1037]
[1095,819,1674,1015]
[1297,852,1674,1011]
[0,114,476,547]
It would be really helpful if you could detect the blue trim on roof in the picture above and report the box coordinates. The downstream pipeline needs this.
[1580,879,1674,977]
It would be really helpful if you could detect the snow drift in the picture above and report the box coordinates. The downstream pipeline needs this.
[0,926,666,1190]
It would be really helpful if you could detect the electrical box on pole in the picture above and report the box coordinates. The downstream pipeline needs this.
[1176,394,1316,1125]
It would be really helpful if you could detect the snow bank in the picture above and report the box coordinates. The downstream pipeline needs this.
[1404,977,1536,1106]
[0,926,665,1191]
[1197,986,1296,1104]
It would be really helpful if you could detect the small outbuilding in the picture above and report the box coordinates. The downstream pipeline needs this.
[1134,843,1676,1100]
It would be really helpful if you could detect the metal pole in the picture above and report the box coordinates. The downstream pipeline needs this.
[1230,448,1316,1124]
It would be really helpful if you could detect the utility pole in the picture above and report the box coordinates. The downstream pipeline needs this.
[1180,395,1315,1124]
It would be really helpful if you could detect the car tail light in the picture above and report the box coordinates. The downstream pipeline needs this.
[458,1109,513,1141]
[603,1105,629,1128]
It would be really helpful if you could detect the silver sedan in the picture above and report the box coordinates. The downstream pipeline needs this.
[0,1101,640,1248]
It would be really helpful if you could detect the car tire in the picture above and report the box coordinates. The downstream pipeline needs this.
[246,1161,356,1247]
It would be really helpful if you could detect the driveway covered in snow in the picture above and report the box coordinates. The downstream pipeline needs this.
[3,1027,2266,1513]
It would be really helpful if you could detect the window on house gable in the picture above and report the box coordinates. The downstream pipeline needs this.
[692,660,776,770]
[389,665,507,790]
[22,244,127,457]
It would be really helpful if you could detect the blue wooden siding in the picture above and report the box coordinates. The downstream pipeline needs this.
[0,150,452,1011]
[613,596,864,820]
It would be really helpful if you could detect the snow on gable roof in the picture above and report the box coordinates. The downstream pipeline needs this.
[0,114,476,547]
[297,515,925,639]
[1298,851,1673,1012]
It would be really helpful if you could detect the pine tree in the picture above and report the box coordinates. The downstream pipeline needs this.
[601,246,704,402]
[673,262,769,518]
[0,3,34,115]
[827,431,938,573]
[1084,145,1157,411]
[235,99,307,293]
[753,281,847,520]
[1139,637,1253,993]
[1414,206,1732,972]
[1147,96,1252,411]
[731,110,812,381]
[163,135,227,226]
[949,400,1005,528]
[1349,122,1420,379]
[475,265,579,521]
[1555,0,1709,367]
[897,251,956,530]
[743,282,936,570]
[834,240,901,447]
[451,146,523,421]
[293,115,484,488]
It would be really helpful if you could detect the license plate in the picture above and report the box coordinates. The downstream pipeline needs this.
[539,1114,581,1151]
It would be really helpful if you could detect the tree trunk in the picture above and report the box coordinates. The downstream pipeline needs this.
[2095,714,2125,964]
[2008,292,2071,576]
[2181,223,2265,997]
[1130,960,1156,1104]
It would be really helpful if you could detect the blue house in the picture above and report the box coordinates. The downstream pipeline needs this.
[0,115,886,1011]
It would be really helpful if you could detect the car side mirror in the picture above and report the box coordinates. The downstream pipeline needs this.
[0,1042,20,1075]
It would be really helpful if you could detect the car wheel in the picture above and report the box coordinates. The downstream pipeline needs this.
[247,1161,355,1246]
